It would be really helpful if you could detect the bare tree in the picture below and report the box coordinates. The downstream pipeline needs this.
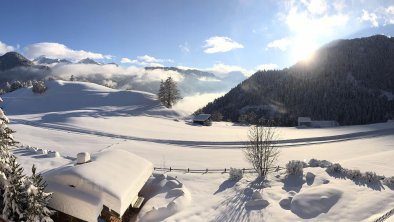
[243,121,279,179]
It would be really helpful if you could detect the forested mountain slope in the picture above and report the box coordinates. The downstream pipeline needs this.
[200,35,394,126]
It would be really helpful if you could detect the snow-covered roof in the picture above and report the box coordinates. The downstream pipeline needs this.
[193,114,211,122]
[43,149,153,221]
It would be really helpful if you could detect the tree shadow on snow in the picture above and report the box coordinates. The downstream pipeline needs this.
[213,178,270,222]
[214,179,238,195]
[281,175,305,193]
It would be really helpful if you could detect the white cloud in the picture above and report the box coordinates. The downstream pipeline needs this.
[385,6,394,24]
[176,65,197,70]
[207,63,250,77]
[0,41,15,55]
[120,58,135,64]
[332,0,346,12]
[204,63,281,78]
[267,38,291,51]
[358,6,394,27]
[138,55,161,63]
[50,63,184,83]
[255,64,279,71]
[301,0,328,15]
[360,9,379,27]
[172,92,226,115]
[24,42,112,61]
[179,42,190,54]
[203,36,244,54]
[120,55,172,67]
[276,0,351,63]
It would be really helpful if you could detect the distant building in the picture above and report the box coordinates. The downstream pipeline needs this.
[43,149,153,222]
[298,117,339,128]
[298,117,312,127]
[193,114,212,126]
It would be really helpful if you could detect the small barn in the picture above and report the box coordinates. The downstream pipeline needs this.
[193,114,212,126]
[298,117,312,127]
[43,149,153,222]
[298,117,339,128]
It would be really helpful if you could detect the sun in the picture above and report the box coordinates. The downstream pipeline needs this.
[291,42,318,65]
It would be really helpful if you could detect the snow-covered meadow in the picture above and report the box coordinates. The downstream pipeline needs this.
[3,80,394,221]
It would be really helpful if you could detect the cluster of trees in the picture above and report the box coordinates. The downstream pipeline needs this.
[0,98,52,221]
[201,35,394,126]
[158,77,182,108]
[0,80,47,94]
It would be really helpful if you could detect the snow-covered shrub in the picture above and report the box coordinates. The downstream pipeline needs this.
[383,176,394,187]
[286,160,304,176]
[32,81,47,94]
[308,159,333,168]
[308,158,320,167]
[363,171,380,183]
[229,168,243,181]
[326,163,343,174]
[345,169,362,180]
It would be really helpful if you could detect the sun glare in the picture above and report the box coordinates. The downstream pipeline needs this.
[293,42,318,64]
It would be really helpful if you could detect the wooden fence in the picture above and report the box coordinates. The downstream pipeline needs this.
[153,166,285,174]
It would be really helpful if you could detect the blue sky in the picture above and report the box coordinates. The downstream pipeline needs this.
[1,0,394,74]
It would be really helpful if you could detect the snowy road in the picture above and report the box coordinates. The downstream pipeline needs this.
[11,119,394,148]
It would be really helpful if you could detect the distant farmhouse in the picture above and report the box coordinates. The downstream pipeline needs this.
[193,114,212,126]
[298,117,339,128]
[43,149,153,222]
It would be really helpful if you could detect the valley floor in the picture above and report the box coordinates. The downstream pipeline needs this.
[4,81,394,221]
[9,116,394,222]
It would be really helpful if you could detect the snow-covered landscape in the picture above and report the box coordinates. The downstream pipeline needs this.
[1,1,394,221]
[2,80,393,221]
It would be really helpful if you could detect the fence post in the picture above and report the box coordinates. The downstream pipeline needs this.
[187,168,189,173]
[242,168,245,173]
[170,167,172,172]
[224,168,226,173]
[206,168,208,173]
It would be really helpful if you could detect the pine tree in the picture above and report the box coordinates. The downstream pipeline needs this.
[0,97,52,221]
[0,97,17,190]
[2,155,27,220]
[25,165,53,222]
[158,80,166,105]
[157,77,181,108]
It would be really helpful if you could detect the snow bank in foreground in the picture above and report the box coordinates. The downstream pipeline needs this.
[291,186,343,219]
[138,173,191,222]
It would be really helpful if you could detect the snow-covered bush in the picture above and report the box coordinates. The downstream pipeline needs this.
[10,81,23,92]
[308,158,320,167]
[326,163,343,174]
[286,160,304,176]
[308,159,332,168]
[363,171,380,183]
[383,176,394,187]
[345,169,362,180]
[32,81,47,94]
[229,168,243,181]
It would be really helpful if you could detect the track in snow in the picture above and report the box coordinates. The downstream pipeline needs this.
[11,119,394,148]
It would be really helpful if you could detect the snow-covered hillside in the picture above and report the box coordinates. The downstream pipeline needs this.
[3,80,394,222]
[2,80,178,118]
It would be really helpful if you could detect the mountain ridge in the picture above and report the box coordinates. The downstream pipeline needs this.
[200,35,394,126]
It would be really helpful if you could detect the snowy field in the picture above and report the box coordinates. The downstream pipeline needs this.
[3,80,394,221]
